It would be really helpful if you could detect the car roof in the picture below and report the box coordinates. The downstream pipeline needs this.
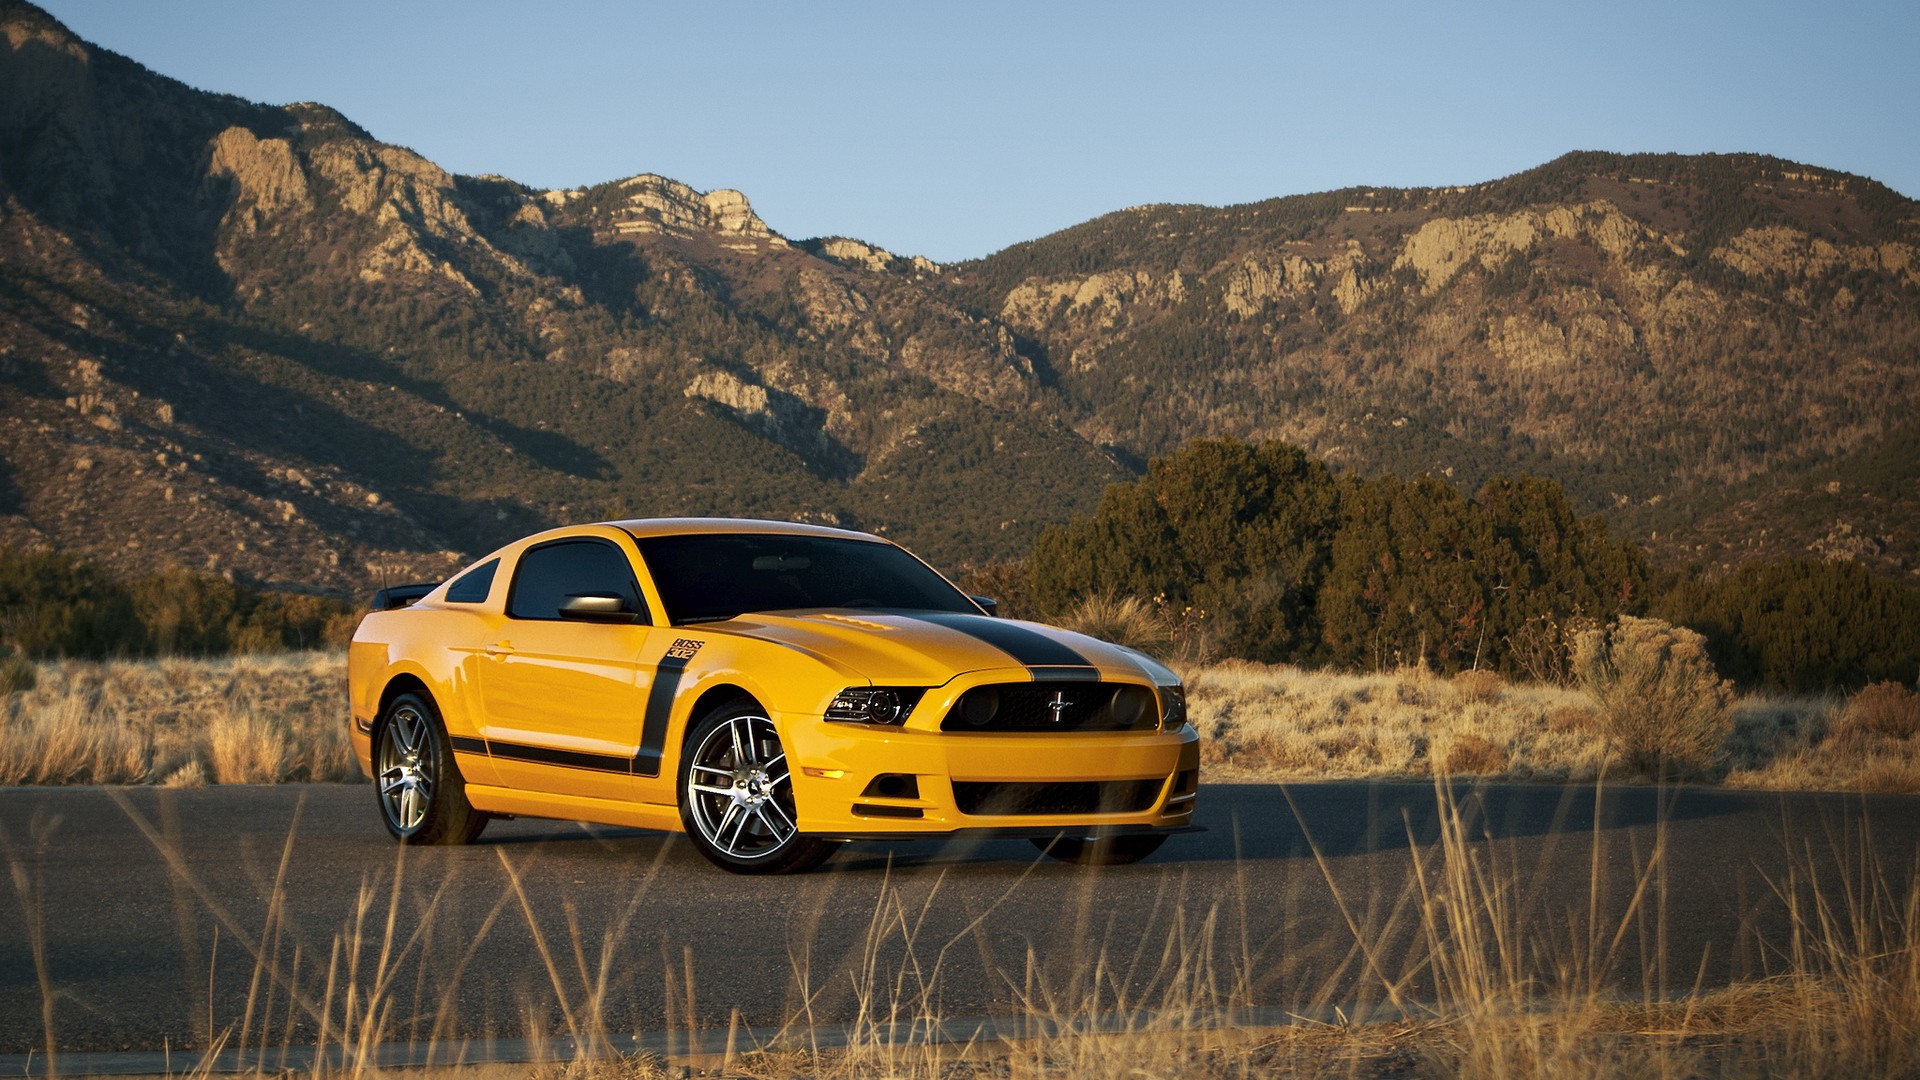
[602,517,887,543]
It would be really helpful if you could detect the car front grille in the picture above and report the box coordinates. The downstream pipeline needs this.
[939,682,1160,733]
[951,779,1162,816]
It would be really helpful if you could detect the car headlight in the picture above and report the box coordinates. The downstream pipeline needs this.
[825,687,926,726]
[1157,685,1187,731]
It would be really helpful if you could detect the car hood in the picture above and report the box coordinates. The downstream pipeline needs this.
[708,609,1173,686]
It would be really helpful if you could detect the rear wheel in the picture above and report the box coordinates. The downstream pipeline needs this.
[374,691,486,845]
[1031,833,1166,866]
[678,700,833,874]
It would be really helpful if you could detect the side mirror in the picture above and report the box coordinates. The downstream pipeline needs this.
[558,593,643,624]
[970,595,1000,617]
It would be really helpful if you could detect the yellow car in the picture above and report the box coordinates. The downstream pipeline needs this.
[347,518,1199,873]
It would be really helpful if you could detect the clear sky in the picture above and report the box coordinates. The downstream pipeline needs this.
[36,0,1920,263]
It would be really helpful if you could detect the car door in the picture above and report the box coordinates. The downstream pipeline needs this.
[476,535,656,803]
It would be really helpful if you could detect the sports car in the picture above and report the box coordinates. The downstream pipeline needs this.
[347,518,1199,873]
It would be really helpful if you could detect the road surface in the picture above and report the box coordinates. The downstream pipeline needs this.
[2,780,1915,1055]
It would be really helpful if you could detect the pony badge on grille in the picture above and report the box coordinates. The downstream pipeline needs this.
[1046,690,1073,720]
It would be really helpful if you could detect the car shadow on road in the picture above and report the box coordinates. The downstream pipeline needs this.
[457,780,1745,875]
[827,779,1749,874]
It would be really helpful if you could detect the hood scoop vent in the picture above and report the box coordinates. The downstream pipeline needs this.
[816,613,895,632]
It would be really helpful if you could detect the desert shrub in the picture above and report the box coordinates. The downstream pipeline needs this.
[1572,615,1735,774]
[1442,733,1510,774]
[1832,682,1920,743]
[1546,705,1598,733]
[1452,668,1504,703]
[1056,593,1174,657]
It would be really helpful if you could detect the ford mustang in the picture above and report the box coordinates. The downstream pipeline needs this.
[347,518,1199,873]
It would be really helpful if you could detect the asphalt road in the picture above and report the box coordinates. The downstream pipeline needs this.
[2,780,1916,1055]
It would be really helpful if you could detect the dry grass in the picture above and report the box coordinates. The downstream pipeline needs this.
[0,652,355,785]
[2,652,1915,795]
[1187,659,1612,783]
[1186,659,1920,793]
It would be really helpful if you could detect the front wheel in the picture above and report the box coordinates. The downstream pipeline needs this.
[1032,833,1166,866]
[374,691,486,845]
[677,701,833,874]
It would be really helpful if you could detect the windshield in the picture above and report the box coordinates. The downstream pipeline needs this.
[634,533,979,624]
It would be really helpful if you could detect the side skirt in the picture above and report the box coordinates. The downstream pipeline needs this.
[464,786,685,834]
[803,824,1207,843]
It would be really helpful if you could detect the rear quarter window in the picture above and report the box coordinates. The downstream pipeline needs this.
[444,559,499,604]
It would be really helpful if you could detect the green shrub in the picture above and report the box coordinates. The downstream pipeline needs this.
[1655,558,1920,692]
[0,547,357,659]
[1572,615,1735,775]
[1026,439,1645,674]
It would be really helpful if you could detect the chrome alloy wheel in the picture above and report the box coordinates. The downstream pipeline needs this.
[684,713,798,860]
[377,702,436,834]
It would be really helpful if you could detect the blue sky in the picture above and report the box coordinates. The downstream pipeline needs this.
[38,0,1920,263]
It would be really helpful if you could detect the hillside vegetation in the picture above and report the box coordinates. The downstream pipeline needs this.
[2,1,1918,597]
[1026,437,1920,693]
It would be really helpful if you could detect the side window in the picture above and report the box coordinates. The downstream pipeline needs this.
[444,559,499,604]
[506,540,648,622]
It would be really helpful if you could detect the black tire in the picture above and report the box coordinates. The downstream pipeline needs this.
[374,691,487,845]
[1032,833,1167,866]
[677,699,834,874]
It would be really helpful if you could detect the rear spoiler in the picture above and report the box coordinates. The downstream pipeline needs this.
[370,582,440,611]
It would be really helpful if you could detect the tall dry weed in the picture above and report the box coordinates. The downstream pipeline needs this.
[1057,592,1174,658]
[1,650,36,694]
[0,691,151,784]
[208,710,292,784]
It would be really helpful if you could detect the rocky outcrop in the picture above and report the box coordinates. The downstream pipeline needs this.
[601,174,788,249]
[814,236,939,276]
[1220,252,1320,316]
[1713,226,1920,293]
[1000,269,1188,333]
[1393,201,1682,294]
[205,127,311,230]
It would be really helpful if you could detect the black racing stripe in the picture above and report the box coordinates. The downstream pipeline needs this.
[910,612,1096,671]
[1026,665,1103,682]
[485,739,631,775]
[632,654,691,779]
[448,735,487,755]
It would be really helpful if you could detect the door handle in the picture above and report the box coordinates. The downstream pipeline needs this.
[484,641,515,656]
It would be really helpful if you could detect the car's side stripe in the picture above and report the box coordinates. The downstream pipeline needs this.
[448,735,487,755]
[632,653,692,779]
[473,738,632,774]
[906,612,1099,675]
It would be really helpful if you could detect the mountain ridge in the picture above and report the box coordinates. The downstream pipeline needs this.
[2,1,1916,595]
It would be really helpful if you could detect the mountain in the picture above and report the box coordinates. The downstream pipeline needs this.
[949,154,1920,580]
[2,1,1916,594]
